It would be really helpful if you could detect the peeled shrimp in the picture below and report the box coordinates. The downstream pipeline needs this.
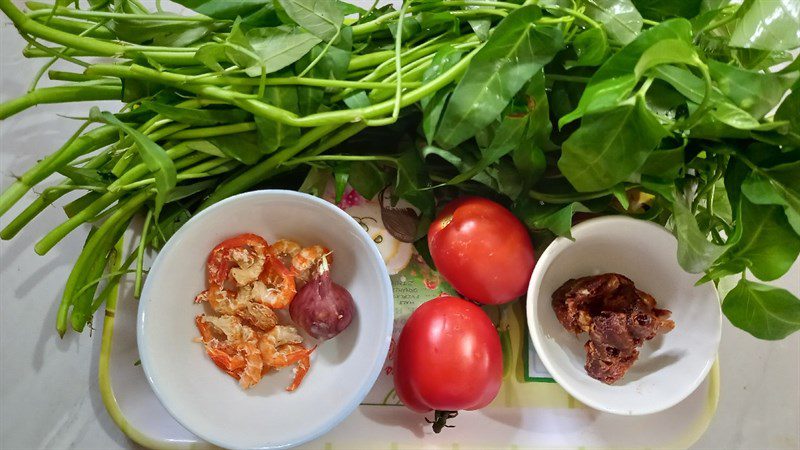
[287,354,311,392]
[291,245,333,285]
[258,325,315,391]
[195,285,238,315]
[206,234,268,287]
[196,285,278,331]
[236,300,278,332]
[195,314,263,389]
[270,239,301,268]
[253,257,296,309]
[228,247,266,287]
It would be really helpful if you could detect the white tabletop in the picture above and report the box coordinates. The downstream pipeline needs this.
[2,5,799,449]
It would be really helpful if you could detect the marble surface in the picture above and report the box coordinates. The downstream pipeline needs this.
[1,5,799,449]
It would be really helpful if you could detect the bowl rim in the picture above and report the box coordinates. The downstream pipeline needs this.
[136,189,394,449]
[525,215,722,415]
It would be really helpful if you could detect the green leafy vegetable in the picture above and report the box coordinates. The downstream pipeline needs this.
[729,0,800,51]
[142,102,251,126]
[584,0,643,45]
[723,279,800,340]
[232,25,322,76]
[708,60,799,118]
[673,191,727,273]
[632,0,702,21]
[88,107,176,215]
[559,97,667,192]
[435,6,563,148]
[570,27,609,67]
[722,197,800,281]
[559,18,693,127]
[255,86,301,153]
[276,0,344,42]
[741,161,800,214]
[517,200,589,238]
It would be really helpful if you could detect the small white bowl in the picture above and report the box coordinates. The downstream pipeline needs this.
[526,216,721,415]
[137,190,393,449]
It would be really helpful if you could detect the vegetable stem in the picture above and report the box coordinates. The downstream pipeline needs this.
[134,210,152,298]
[35,144,193,255]
[27,6,217,23]
[0,124,117,219]
[0,0,123,56]
[0,83,121,119]
[199,124,342,207]
[166,122,257,140]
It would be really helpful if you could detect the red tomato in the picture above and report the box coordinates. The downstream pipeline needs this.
[428,197,535,304]
[393,295,502,432]
[206,233,269,285]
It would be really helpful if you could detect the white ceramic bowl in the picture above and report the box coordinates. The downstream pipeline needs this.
[527,216,721,415]
[137,190,394,449]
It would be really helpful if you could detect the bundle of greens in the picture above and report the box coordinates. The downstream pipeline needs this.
[0,0,798,340]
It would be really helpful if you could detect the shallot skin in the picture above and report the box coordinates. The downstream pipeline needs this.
[289,267,355,340]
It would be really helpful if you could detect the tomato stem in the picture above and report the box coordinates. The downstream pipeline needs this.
[427,410,458,433]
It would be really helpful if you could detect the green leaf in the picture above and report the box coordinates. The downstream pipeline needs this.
[559,18,693,127]
[641,145,685,179]
[435,6,563,148]
[729,0,800,51]
[422,90,450,145]
[612,184,630,210]
[395,148,434,218]
[57,166,108,187]
[712,179,734,225]
[421,45,463,144]
[299,166,331,196]
[108,18,217,47]
[786,207,800,235]
[276,0,344,42]
[516,200,589,238]
[559,97,668,192]
[524,70,554,151]
[585,0,643,45]
[255,86,300,153]
[725,197,800,281]
[654,65,777,131]
[165,180,217,203]
[228,24,322,77]
[303,26,352,80]
[205,133,262,165]
[447,114,528,185]
[483,158,525,200]
[569,27,609,68]
[708,60,799,119]
[335,1,365,16]
[775,80,800,143]
[89,107,175,216]
[183,140,226,158]
[343,91,371,109]
[512,139,546,185]
[195,43,227,72]
[469,19,491,41]
[722,278,800,340]
[333,165,349,203]
[742,161,800,214]
[672,191,727,273]
[142,102,251,126]
[172,0,277,21]
[632,0,702,20]
[348,161,387,200]
[634,38,702,79]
